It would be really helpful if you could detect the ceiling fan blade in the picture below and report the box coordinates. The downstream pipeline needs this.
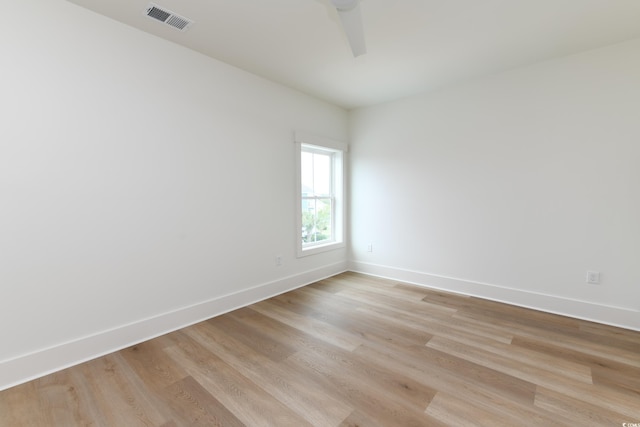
[333,1,367,57]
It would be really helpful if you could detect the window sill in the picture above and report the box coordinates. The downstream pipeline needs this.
[297,241,345,258]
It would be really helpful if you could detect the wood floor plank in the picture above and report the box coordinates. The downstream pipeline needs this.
[512,334,640,406]
[205,311,298,362]
[427,330,593,384]
[327,272,397,289]
[250,299,364,351]
[338,410,386,427]
[69,353,170,426]
[336,287,458,319]
[291,343,438,412]
[420,288,473,310]
[592,364,640,395]
[426,391,538,427]
[119,339,189,391]
[32,371,97,427]
[354,343,568,426]
[427,335,640,419]
[2,272,639,426]
[0,381,48,427]
[534,386,630,425]
[456,295,583,333]
[305,278,345,294]
[579,320,640,343]
[354,342,538,408]
[162,376,245,427]
[426,335,593,385]
[511,334,635,367]
[273,286,433,347]
[162,332,313,427]
[356,303,514,346]
[286,350,444,427]
[184,321,354,426]
[335,277,444,304]
[456,310,640,367]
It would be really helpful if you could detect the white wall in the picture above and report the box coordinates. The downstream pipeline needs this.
[350,38,640,330]
[0,0,347,389]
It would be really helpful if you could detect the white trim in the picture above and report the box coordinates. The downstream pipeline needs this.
[299,240,346,257]
[349,260,640,332]
[0,261,348,392]
[294,131,348,152]
[4,260,638,391]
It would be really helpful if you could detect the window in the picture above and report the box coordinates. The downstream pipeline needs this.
[301,147,334,245]
[295,132,346,257]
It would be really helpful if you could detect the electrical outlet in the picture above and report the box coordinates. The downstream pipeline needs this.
[366,244,373,252]
[276,256,282,267]
[586,271,600,284]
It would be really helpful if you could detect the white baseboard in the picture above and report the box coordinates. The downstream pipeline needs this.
[0,261,347,391]
[349,260,640,332]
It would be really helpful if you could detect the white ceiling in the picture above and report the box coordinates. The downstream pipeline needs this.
[66,0,640,110]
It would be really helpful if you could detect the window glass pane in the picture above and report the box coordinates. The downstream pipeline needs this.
[301,197,332,245]
[313,153,332,196]
[317,198,332,242]
[301,198,314,243]
[301,151,314,195]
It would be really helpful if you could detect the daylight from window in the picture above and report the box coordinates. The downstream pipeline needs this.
[301,148,334,246]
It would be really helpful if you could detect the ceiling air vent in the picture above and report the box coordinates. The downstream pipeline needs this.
[144,3,193,32]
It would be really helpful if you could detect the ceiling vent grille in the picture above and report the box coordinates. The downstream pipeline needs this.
[144,3,193,32]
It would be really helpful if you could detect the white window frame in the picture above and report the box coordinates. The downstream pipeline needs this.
[295,132,347,257]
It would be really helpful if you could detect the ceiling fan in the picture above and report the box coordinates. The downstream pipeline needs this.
[330,0,367,57]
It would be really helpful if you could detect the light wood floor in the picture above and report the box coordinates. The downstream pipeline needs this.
[1,272,639,426]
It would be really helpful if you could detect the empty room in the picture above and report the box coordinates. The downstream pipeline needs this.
[1,0,639,425]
